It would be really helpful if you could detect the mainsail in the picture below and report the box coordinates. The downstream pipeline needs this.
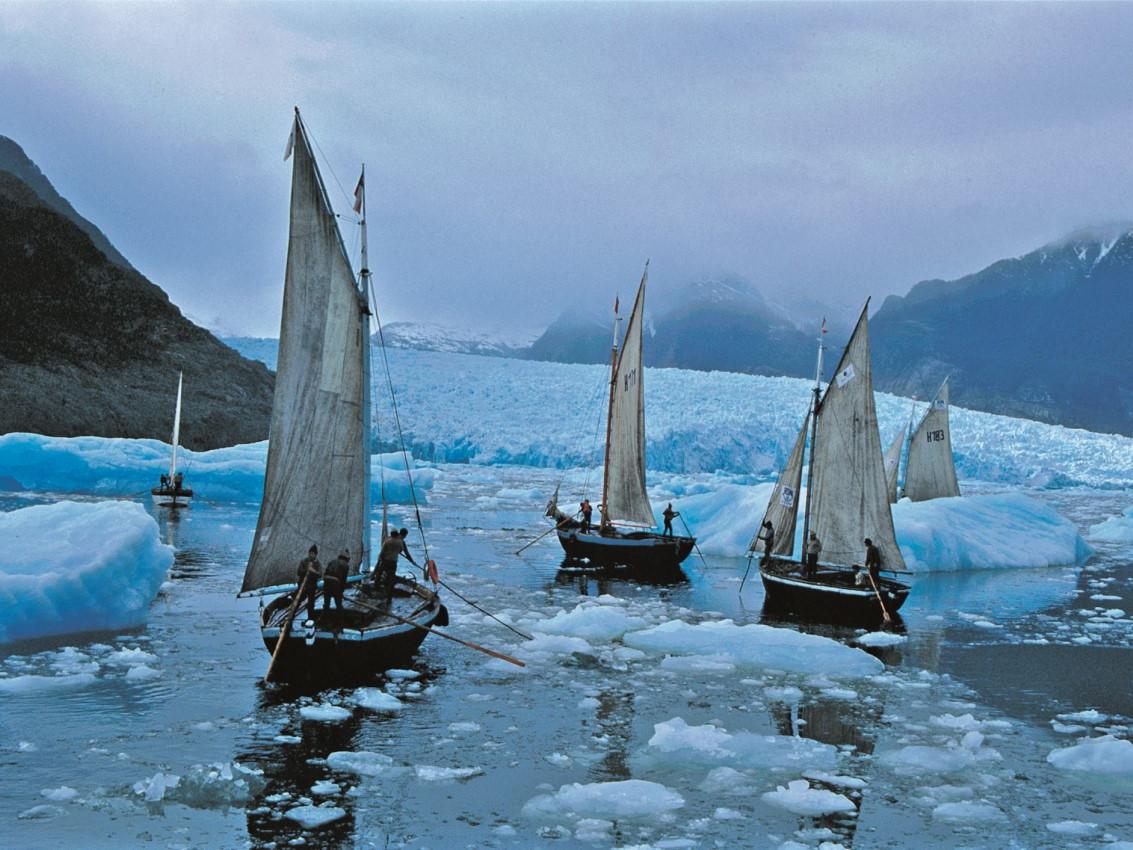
[603,267,654,526]
[752,412,809,557]
[168,371,183,482]
[903,378,960,502]
[242,113,370,593]
[808,304,906,571]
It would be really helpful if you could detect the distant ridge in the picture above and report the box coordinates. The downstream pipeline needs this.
[0,140,274,450]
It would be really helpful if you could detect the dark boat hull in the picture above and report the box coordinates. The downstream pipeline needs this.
[759,556,910,625]
[259,579,446,684]
[556,528,695,569]
[151,486,193,508]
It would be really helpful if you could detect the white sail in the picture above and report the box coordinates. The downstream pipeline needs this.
[604,268,654,526]
[168,371,183,482]
[809,304,906,571]
[882,425,903,505]
[753,412,809,556]
[903,378,960,502]
[242,113,370,593]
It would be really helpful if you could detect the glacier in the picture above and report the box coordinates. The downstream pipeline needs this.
[0,501,173,643]
[0,433,432,504]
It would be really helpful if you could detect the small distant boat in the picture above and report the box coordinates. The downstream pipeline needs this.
[548,264,696,572]
[884,378,961,503]
[750,304,910,624]
[238,109,445,683]
[151,371,193,508]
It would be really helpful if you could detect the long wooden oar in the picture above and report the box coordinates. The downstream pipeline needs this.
[739,553,755,594]
[679,515,707,569]
[351,595,526,668]
[264,571,313,683]
[867,570,894,625]
[430,574,533,641]
[515,512,580,555]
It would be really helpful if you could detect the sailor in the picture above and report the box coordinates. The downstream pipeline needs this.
[804,531,822,578]
[295,544,322,622]
[375,528,418,604]
[323,548,350,629]
[173,471,184,493]
[863,537,882,587]
[757,521,775,565]
[662,503,680,538]
[160,473,170,490]
[580,499,593,534]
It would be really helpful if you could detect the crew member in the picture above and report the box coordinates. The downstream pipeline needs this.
[804,531,822,578]
[864,537,882,587]
[757,521,775,565]
[323,548,350,629]
[295,544,322,622]
[662,503,680,538]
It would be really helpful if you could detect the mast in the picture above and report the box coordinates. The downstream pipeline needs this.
[358,165,373,570]
[599,292,622,531]
[798,321,825,556]
[169,371,183,482]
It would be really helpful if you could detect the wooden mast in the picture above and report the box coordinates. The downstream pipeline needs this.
[599,296,622,532]
[798,320,825,558]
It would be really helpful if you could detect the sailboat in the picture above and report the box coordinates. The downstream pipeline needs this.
[901,378,961,502]
[882,399,916,504]
[237,109,446,682]
[751,303,911,623]
[151,371,192,507]
[551,263,696,571]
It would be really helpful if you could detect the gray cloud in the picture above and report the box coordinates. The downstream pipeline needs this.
[3,2,1132,337]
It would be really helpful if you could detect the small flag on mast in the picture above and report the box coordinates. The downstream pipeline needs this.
[820,317,827,335]
[353,172,365,214]
[283,121,295,161]
[614,295,619,315]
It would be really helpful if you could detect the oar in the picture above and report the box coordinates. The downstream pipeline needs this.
[515,512,580,555]
[264,571,313,683]
[350,595,526,668]
[866,569,894,625]
[679,515,707,569]
[739,553,755,594]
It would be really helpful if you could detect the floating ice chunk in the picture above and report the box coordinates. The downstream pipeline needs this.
[532,602,646,641]
[853,631,907,647]
[1047,736,1133,774]
[125,665,161,681]
[351,688,403,713]
[326,750,397,777]
[284,804,347,828]
[133,771,181,802]
[821,687,857,701]
[644,718,836,772]
[573,818,613,841]
[522,779,684,819]
[713,807,745,820]
[385,668,421,681]
[699,767,757,795]
[1046,820,1098,835]
[623,620,882,678]
[274,735,302,744]
[545,752,572,767]
[299,704,352,722]
[881,740,1001,774]
[577,697,600,710]
[105,648,158,666]
[17,804,64,820]
[1089,506,1133,543]
[931,800,1005,822]
[140,762,265,808]
[802,770,866,790]
[764,686,804,703]
[894,492,1090,571]
[310,780,340,796]
[0,501,173,643]
[930,714,1012,733]
[0,673,97,694]
[447,721,481,734]
[659,654,736,673]
[1057,709,1109,724]
[518,633,594,662]
[414,765,484,781]
[760,780,856,816]
[40,786,79,802]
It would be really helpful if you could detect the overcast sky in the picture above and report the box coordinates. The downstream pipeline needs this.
[3,2,1133,338]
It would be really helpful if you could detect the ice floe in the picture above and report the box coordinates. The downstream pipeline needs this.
[326,750,399,777]
[642,717,837,772]
[0,500,173,643]
[522,779,684,819]
[1047,736,1133,774]
[760,779,856,816]
[284,804,347,828]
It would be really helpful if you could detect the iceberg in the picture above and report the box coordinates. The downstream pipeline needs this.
[0,501,173,643]
[0,433,432,504]
[1089,506,1133,544]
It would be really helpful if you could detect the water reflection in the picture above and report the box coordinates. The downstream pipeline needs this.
[586,689,635,782]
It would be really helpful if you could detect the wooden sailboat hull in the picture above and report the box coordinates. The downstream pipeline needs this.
[259,578,447,683]
[150,486,193,508]
[759,556,910,625]
[557,528,695,569]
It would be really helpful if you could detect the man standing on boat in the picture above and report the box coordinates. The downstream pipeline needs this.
[863,538,882,586]
[757,521,775,565]
[323,548,349,630]
[374,528,418,604]
[580,499,593,534]
[804,531,822,578]
[662,503,680,537]
[295,545,322,622]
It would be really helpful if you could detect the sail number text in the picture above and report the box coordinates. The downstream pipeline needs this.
[926,429,946,443]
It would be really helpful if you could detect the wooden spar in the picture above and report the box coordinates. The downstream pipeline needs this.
[680,515,707,568]
[600,309,619,532]
[798,322,825,560]
[515,511,580,555]
[349,594,526,667]
[264,570,313,683]
[867,570,894,624]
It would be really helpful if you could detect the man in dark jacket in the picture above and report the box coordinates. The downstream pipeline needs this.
[374,528,418,604]
[580,500,593,534]
[323,548,350,629]
[757,521,775,565]
[662,504,680,538]
[295,544,322,621]
[864,537,881,586]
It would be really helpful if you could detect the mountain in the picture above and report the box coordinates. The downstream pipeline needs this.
[524,276,817,377]
[872,225,1133,436]
[0,139,274,450]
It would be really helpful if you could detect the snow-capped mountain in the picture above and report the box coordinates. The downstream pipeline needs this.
[873,225,1133,436]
